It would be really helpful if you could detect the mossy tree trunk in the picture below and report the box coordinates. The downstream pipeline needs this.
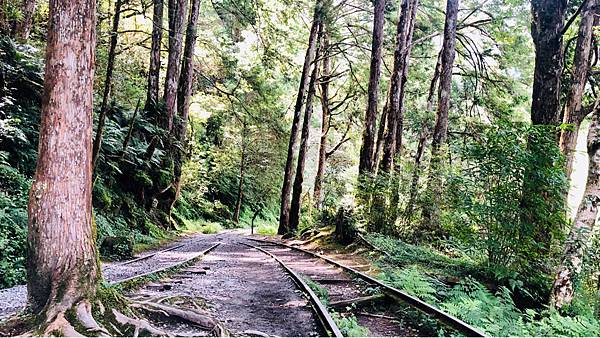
[163,0,188,131]
[27,0,101,333]
[146,0,163,110]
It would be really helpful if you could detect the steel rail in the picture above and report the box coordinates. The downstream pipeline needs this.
[111,242,222,285]
[241,242,344,338]
[249,238,487,337]
[117,244,186,266]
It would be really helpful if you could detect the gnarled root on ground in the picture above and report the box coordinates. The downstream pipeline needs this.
[112,309,170,337]
[132,300,227,336]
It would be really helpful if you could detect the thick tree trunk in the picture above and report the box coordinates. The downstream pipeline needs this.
[380,0,419,173]
[530,0,567,127]
[163,0,188,131]
[358,0,385,175]
[91,0,123,170]
[27,0,99,329]
[146,0,164,110]
[168,0,201,213]
[421,0,459,234]
[551,101,600,309]
[15,0,36,41]
[314,31,330,209]
[177,0,201,139]
[519,0,567,259]
[559,0,597,181]
[278,0,323,235]
[289,28,323,233]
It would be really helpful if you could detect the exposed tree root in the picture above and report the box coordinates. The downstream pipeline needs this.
[43,312,82,337]
[132,300,227,336]
[112,309,170,337]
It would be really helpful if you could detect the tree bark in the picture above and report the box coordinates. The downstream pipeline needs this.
[358,0,385,175]
[405,124,429,219]
[15,0,36,41]
[559,0,597,181]
[421,0,459,234]
[91,0,123,170]
[163,0,188,131]
[146,0,164,110]
[551,99,600,309]
[278,0,323,235]
[313,30,330,209]
[27,0,99,326]
[380,0,419,173]
[530,0,567,127]
[177,0,201,140]
[289,27,323,233]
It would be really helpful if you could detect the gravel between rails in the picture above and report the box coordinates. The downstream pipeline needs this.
[0,232,220,321]
[129,232,323,337]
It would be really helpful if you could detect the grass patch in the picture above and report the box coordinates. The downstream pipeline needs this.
[181,219,223,234]
[255,223,278,235]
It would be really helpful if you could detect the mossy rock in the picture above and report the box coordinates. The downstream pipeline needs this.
[100,236,134,260]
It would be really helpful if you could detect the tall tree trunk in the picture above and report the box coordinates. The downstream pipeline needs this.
[163,0,188,131]
[14,0,36,41]
[146,0,164,110]
[519,0,568,259]
[168,0,201,213]
[559,0,597,181]
[358,0,385,175]
[421,0,459,234]
[289,28,323,234]
[91,0,123,170]
[233,131,247,224]
[530,0,567,127]
[278,0,323,235]
[313,30,330,209]
[551,100,600,309]
[380,0,419,173]
[27,0,100,331]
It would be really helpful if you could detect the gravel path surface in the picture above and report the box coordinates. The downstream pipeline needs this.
[0,232,219,320]
[130,232,322,337]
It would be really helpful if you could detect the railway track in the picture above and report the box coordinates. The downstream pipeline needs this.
[243,243,344,338]
[247,237,487,337]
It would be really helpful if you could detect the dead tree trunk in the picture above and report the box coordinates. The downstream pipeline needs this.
[551,99,600,309]
[91,0,123,170]
[15,0,36,41]
[289,27,323,233]
[314,30,330,209]
[530,0,567,127]
[358,0,385,175]
[421,0,459,234]
[146,0,164,110]
[559,0,597,181]
[163,0,188,131]
[278,0,323,235]
[380,0,419,173]
[27,0,101,332]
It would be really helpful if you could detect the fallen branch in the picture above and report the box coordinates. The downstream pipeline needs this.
[329,294,386,309]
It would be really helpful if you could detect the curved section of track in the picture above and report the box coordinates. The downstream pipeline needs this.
[248,237,487,337]
[242,242,343,338]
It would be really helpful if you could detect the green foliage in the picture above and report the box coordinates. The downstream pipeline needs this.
[181,219,223,234]
[330,312,370,337]
[304,277,330,307]
[380,267,439,304]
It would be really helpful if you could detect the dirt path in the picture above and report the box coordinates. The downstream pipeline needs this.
[129,232,322,336]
